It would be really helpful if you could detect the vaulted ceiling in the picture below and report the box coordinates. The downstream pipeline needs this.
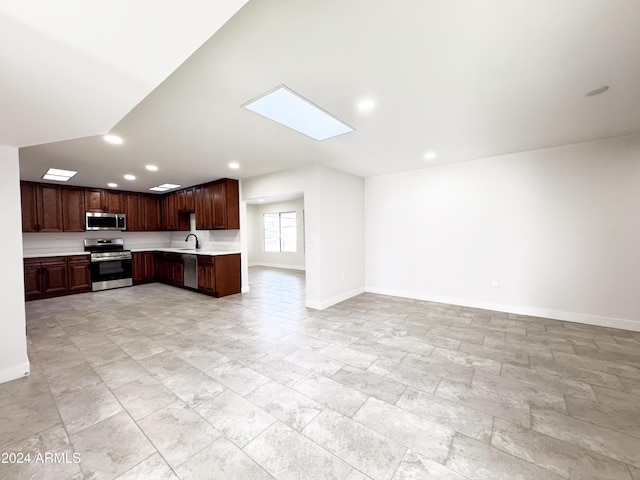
[9,1,640,193]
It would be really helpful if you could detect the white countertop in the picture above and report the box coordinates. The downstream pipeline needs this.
[24,248,239,259]
[23,251,89,259]
[132,248,240,256]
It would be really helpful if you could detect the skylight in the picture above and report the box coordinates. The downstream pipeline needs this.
[149,183,181,192]
[42,168,77,182]
[243,85,354,141]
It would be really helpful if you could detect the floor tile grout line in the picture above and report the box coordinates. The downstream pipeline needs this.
[241,412,361,480]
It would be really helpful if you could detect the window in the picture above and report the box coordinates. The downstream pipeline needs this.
[264,211,297,252]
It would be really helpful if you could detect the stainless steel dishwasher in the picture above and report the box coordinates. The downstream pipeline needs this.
[183,254,198,289]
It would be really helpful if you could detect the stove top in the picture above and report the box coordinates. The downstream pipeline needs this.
[84,238,126,252]
[84,238,131,261]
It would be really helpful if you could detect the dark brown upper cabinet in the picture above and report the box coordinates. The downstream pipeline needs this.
[84,188,125,213]
[20,182,63,232]
[61,186,86,232]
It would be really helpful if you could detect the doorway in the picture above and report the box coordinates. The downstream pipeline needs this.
[244,192,306,295]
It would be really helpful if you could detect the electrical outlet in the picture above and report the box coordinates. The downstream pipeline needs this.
[492,278,500,288]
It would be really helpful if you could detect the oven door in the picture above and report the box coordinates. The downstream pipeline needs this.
[90,258,132,291]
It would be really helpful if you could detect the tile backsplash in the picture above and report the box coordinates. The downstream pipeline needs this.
[23,225,240,256]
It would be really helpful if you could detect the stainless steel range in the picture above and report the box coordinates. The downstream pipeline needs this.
[84,238,132,291]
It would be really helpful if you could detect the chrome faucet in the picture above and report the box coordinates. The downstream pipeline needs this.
[185,233,200,249]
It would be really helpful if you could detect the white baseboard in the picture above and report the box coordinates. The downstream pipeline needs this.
[252,263,306,271]
[365,286,640,332]
[0,361,31,385]
[306,287,365,310]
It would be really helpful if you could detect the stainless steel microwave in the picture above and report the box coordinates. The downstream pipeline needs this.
[85,212,126,231]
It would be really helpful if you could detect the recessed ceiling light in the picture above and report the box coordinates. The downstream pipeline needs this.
[124,174,136,181]
[228,162,240,170]
[47,168,77,178]
[42,168,77,182]
[42,174,72,181]
[357,99,375,111]
[424,151,438,160]
[258,199,264,203]
[104,134,123,145]
[145,165,158,171]
[107,183,118,188]
[149,183,181,192]
[586,85,609,97]
[243,85,354,141]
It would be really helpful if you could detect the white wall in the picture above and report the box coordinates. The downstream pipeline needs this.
[242,163,364,309]
[247,198,306,270]
[365,135,640,331]
[317,165,365,306]
[0,146,30,383]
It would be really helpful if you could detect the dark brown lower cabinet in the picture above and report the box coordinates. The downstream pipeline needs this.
[25,252,240,301]
[24,255,89,301]
[155,253,183,287]
[132,252,156,284]
[197,256,216,295]
[157,252,240,297]
[210,254,241,297]
[67,255,91,294]
[24,259,45,299]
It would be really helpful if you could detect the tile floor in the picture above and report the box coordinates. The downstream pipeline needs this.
[1,266,640,479]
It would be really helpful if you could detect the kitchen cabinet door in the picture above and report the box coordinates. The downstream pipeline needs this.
[161,194,178,230]
[104,190,125,213]
[225,179,240,229]
[197,256,216,295]
[20,183,38,232]
[23,259,43,299]
[142,252,156,281]
[211,179,239,230]
[143,195,161,231]
[155,253,169,283]
[67,256,91,293]
[211,181,227,229]
[174,261,184,286]
[132,252,145,284]
[84,189,105,212]
[36,184,63,232]
[20,182,63,232]
[213,254,241,297]
[132,252,156,284]
[195,184,214,230]
[40,258,68,296]
[155,253,183,287]
[61,187,85,232]
[167,254,183,286]
[125,193,143,231]
[176,187,195,212]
